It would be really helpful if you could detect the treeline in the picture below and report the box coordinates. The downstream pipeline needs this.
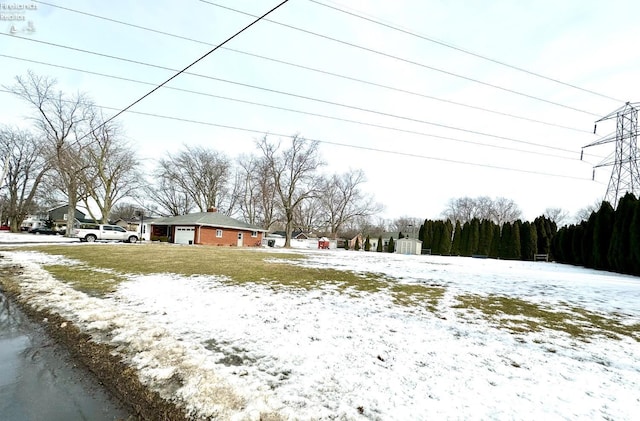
[418,216,557,260]
[552,193,640,275]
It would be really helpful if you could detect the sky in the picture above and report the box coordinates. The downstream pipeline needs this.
[1,0,640,222]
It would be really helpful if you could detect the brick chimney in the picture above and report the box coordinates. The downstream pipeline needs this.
[207,207,218,213]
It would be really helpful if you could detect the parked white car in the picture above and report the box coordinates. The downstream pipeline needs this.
[73,224,139,243]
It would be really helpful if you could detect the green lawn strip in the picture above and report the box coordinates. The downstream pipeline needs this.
[391,284,445,312]
[454,294,640,341]
[21,245,444,310]
[42,264,127,296]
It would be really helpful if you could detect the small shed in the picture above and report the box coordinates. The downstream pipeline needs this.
[395,238,422,255]
[318,237,330,249]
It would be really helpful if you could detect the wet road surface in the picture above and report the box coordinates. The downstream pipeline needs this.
[0,290,132,421]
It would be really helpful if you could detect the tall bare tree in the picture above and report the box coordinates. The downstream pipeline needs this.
[79,111,140,223]
[293,196,323,233]
[491,197,522,226]
[0,127,51,231]
[235,154,279,229]
[7,71,92,234]
[157,145,231,213]
[257,135,324,248]
[147,174,193,216]
[321,169,382,238]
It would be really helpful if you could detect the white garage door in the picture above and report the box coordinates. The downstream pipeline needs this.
[175,226,195,244]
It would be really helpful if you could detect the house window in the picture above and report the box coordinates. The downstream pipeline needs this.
[251,231,258,238]
[63,214,67,220]
[216,229,223,238]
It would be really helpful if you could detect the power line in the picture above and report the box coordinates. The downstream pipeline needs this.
[88,0,290,135]
[0,53,595,163]
[198,0,602,117]
[308,0,622,103]
[28,0,592,135]
[0,88,598,182]
[1,34,602,159]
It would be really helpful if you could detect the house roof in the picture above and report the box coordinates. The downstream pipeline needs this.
[47,204,86,216]
[151,212,267,232]
[272,230,314,239]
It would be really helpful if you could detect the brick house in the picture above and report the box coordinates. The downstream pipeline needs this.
[149,208,266,246]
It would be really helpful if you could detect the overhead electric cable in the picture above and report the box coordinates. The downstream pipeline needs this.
[84,0,290,134]
[1,34,601,159]
[0,53,595,162]
[28,0,592,134]
[0,89,598,182]
[198,0,601,117]
[308,0,622,103]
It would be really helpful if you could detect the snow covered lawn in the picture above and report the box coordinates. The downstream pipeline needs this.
[2,247,639,420]
[0,231,79,244]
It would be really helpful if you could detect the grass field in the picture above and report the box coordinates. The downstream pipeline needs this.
[20,243,638,341]
[2,244,639,419]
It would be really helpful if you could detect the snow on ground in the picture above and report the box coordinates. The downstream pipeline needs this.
[2,249,640,420]
[0,231,79,244]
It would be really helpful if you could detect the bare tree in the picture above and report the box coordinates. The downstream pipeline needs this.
[7,71,93,234]
[543,207,570,228]
[0,127,51,231]
[293,196,323,233]
[320,169,382,238]
[157,145,231,213]
[109,202,139,221]
[442,196,521,225]
[257,134,324,248]
[0,156,8,192]
[491,197,522,226]
[574,201,601,223]
[388,216,423,237]
[147,174,193,216]
[80,111,140,223]
[235,154,278,229]
[442,196,487,223]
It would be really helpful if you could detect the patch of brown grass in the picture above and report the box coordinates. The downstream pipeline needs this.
[454,294,640,341]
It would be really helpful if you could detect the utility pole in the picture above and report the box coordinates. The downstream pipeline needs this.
[582,102,640,207]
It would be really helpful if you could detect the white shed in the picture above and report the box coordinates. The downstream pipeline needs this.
[395,238,422,255]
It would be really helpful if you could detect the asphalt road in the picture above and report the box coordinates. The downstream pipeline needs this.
[0,290,132,421]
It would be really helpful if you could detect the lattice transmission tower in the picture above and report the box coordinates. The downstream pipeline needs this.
[582,102,640,207]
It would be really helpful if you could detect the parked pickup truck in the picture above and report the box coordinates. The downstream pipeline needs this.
[73,224,139,243]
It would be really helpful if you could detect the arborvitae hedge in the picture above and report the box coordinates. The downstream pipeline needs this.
[552,194,640,276]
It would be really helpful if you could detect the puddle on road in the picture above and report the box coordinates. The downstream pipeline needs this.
[0,291,132,421]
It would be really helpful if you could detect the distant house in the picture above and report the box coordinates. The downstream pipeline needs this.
[21,205,94,231]
[363,232,403,252]
[348,234,363,249]
[150,208,266,246]
[272,230,314,240]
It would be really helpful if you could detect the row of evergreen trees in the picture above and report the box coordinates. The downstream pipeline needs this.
[418,216,557,260]
[552,193,640,275]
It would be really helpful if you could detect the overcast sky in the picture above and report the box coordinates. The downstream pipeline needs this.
[2,0,639,221]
